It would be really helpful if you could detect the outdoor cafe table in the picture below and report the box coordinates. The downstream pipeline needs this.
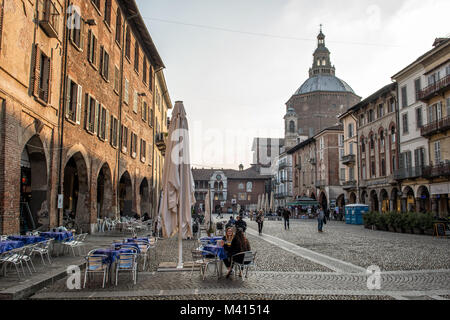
[125,238,150,243]
[0,240,24,254]
[200,236,223,245]
[39,231,74,256]
[92,248,135,284]
[201,244,228,277]
[112,242,141,253]
[7,235,47,245]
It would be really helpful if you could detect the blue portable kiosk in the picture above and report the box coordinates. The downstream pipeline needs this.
[345,204,369,225]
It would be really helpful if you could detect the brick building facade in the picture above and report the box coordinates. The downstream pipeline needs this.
[0,0,170,235]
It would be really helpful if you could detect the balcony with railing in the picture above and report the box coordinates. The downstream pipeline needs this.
[421,116,450,137]
[394,166,424,180]
[341,154,356,166]
[342,180,357,190]
[278,161,288,170]
[418,75,450,101]
[39,0,60,38]
[422,162,450,179]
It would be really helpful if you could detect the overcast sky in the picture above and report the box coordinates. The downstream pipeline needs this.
[136,0,450,170]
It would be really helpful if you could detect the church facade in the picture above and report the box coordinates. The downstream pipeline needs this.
[284,29,361,149]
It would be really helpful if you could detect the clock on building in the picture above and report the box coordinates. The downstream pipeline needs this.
[216,175,222,181]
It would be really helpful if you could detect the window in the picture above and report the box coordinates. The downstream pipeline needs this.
[97,105,108,141]
[434,141,441,164]
[414,78,421,101]
[39,0,60,38]
[381,158,386,176]
[289,120,295,133]
[339,148,344,160]
[142,100,147,121]
[389,98,395,113]
[238,183,244,190]
[380,131,385,148]
[133,90,138,113]
[416,107,423,129]
[359,114,364,127]
[84,94,98,133]
[391,127,396,143]
[140,139,146,162]
[104,0,111,26]
[130,133,137,158]
[124,78,129,104]
[99,46,109,80]
[33,47,52,103]
[120,125,128,153]
[361,140,365,153]
[349,142,354,155]
[125,27,131,60]
[340,168,346,181]
[149,108,154,127]
[349,167,355,181]
[0,0,4,50]
[114,66,119,92]
[368,109,374,123]
[414,147,426,167]
[149,64,153,90]
[348,123,354,138]
[370,135,374,150]
[115,9,122,45]
[143,59,147,84]
[377,104,384,118]
[66,78,82,124]
[134,41,140,73]
[320,137,324,150]
[371,159,376,177]
[110,116,118,147]
[246,182,252,192]
[402,113,408,134]
[447,98,450,118]
[69,10,84,49]
[87,30,97,66]
[339,135,344,147]
[362,162,366,180]
[401,86,407,108]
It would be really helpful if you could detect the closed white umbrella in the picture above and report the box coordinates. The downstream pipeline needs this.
[270,192,275,212]
[204,189,211,231]
[264,193,269,212]
[159,101,196,268]
[257,195,261,211]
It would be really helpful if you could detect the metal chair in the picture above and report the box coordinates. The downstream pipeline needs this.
[83,250,109,288]
[134,240,150,271]
[0,247,27,279]
[31,239,53,265]
[21,244,36,274]
[115,248,138,286]
[63,233,88,256]
[190,249,208,280]
[198,249,220,280]
[231,251,257,279]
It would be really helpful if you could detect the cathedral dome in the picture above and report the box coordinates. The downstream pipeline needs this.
[295,75,355,95]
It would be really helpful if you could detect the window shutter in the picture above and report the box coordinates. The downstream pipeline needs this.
[46,55,52,104]
[94,101,99,134]
[76,84,82,124]
[65,77,71,118]
[79,17,85,51]
[399,153,404,169]
[0,0,4,50]
[105,109,110,141]
[85,94,90,130]
[414,149,419,168]
[32,45,40,98]
[99,46,104,75]
[133,90,138,113]
[87,30,91,61]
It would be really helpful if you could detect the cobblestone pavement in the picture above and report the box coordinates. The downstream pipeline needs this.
[250,218,450,271]
[29,219,450,300]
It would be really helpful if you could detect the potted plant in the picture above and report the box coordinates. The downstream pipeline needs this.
[363,211,375,229]
[375,212,387,231]
[396,213,408,233]
[386,212,396,233]
[403,212,414,234]
[421,212,434,235]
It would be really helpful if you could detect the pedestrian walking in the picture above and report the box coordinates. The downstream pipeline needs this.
[317,207,325,233]
[235,215,247,233]
[282,208,291,230]
[256,210,264,235]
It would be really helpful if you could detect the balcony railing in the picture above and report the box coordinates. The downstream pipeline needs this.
[421,116,450,137]
[342,180,357,190]
[278,162,288,170]
[341,154,356,166]
[422,162,450,179]
[280,176,292,183]
[275,192,292,199]
[418,75,450,101]
[39,0,60,38]
[315,180,325,188]
[394,166,424,180]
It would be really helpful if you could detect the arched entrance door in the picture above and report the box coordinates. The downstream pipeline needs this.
[380,189,389,213]
[349,192,357,204]
[370,190,379,212]
[391,188,400,212]
[139,178,150,218]
[360,191,367,205]
[20,136,48,234]
[417,186,430,213]
[63,153,89,231]
[337,194,345,210]
[404,187,415,212]
[97,163,113,219]
[119,171,133,217]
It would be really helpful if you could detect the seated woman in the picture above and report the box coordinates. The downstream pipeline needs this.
[226,229,251,278]
[221,227,235,270]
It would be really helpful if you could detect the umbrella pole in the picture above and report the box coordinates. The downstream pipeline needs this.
[177,114,183,269]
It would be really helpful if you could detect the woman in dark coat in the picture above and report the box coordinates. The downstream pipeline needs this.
[225,229,251,278]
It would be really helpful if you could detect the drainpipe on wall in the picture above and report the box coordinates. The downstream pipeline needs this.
[56,0,70,227]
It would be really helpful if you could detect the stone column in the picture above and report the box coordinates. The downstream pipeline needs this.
[401,197,407,213]
[415,198,421,213]
[389,199,395,213]
[431,196,439,215]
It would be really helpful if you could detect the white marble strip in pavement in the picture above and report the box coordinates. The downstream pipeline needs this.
[246,228,367,274]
